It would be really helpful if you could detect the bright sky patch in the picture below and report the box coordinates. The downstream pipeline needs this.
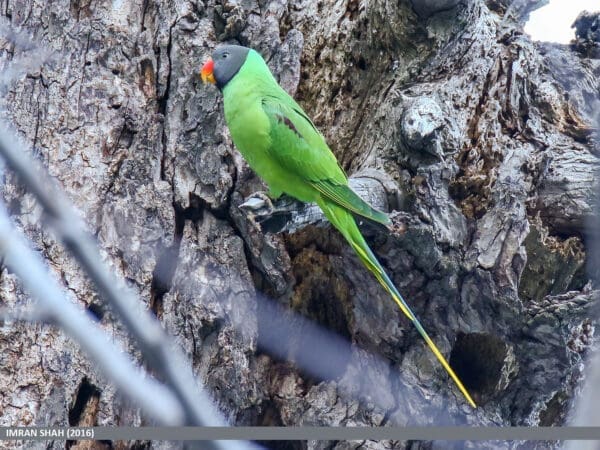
[524,0,595,43]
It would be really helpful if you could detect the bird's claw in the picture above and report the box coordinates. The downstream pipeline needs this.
[239,192,276,220]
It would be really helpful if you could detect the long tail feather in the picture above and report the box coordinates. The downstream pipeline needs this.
[317,197,476,408]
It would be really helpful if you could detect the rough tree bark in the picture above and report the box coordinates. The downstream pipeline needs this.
[0,0,598,449]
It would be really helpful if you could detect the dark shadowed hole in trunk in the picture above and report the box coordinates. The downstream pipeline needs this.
[449,332,508,404]
[68,377,101,426]
[256,295,353,385]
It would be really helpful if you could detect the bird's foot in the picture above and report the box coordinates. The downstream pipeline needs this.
[239,191,276,220]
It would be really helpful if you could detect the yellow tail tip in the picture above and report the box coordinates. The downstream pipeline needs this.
[423,334,477,408]
[345,228,477,408]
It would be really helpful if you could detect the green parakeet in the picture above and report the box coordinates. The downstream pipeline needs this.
[201,45,476,408]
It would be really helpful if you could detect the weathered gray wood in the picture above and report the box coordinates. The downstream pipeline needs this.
[0,0,599,448]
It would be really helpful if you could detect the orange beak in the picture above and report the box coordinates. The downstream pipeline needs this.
[200,58,216,84]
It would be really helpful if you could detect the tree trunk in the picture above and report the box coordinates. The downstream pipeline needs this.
[0,0,598,448]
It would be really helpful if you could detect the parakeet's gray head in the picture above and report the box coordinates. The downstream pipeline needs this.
[200,45,250,90]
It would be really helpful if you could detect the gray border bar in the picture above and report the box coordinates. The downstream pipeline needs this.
[2,427,600,441]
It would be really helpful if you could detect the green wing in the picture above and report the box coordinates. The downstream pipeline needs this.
[261,95,391,226]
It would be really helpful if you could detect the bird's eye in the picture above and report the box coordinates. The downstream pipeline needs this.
[223,53,229,59]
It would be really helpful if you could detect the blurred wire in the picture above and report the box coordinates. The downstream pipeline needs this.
[0,18,54,96]
[0,202,184,425]
[564,80,600,450]
[234,282,474,423]
[0,124,256,450]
